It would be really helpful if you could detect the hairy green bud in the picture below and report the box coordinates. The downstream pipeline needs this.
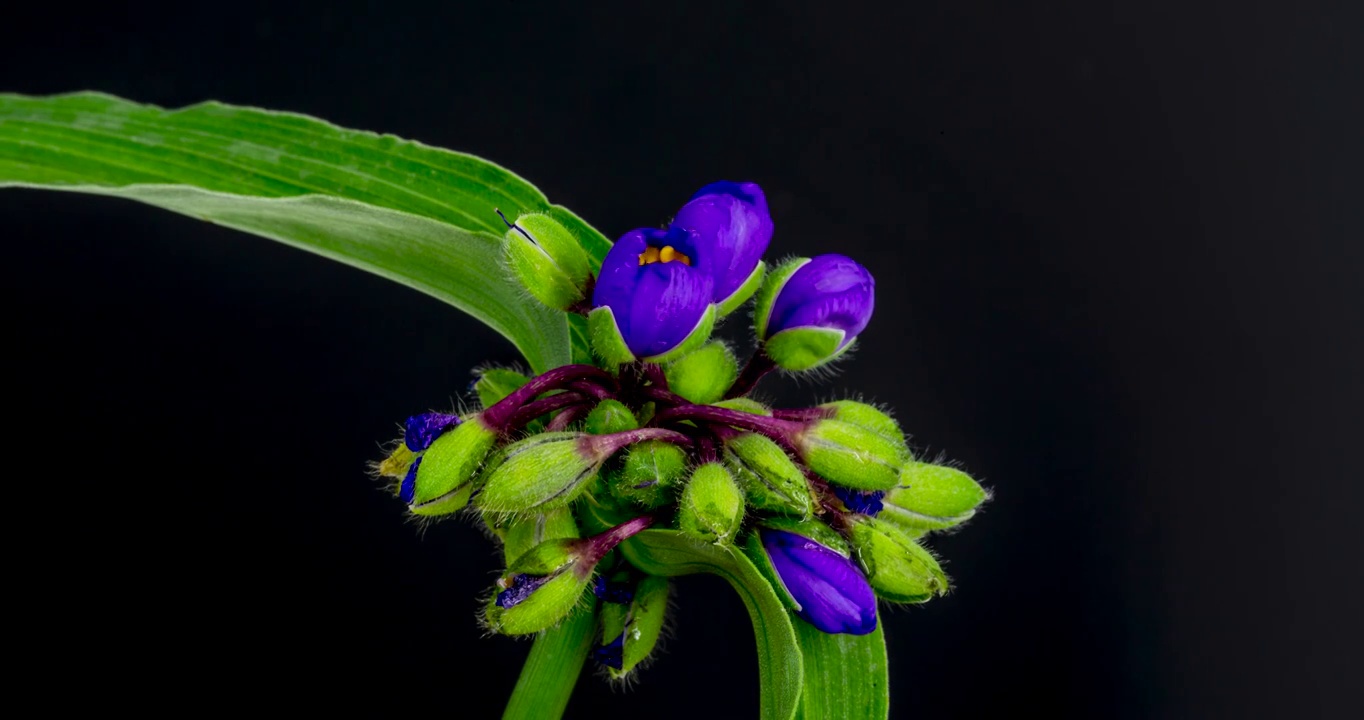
[848,515,948,603]
[882,461,990,533]
[408,416,498,516]
[495,506,581,566]
[678,463,745,544]
[664,342,738,404]
[485,516,653,636]
[819,400,905,445]
[799,419,909,491]
[613,440,688,509]
[584,399,639,435]
[503,212,592,310]
[595,574,671,679]
[725,433,815,518]
[476,433,602,514]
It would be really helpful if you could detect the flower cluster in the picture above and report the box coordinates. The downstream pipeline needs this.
[376,182,988,680]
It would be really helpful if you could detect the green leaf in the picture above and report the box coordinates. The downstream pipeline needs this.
[794,612,889,720]
[0,91,613,373]
[621,529,804,720]
[502,594,597,720]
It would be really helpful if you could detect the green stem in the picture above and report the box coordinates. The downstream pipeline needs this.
[501,595,598,720]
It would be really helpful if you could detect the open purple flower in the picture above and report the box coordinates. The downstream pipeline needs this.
[671,181,773,311]
[759,528,878,635]
[592,226,716,360]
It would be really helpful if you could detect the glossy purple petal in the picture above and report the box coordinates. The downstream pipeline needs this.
[593,227,714,358]
[766,254,874,347]
[672,181,773,303]
[762,528,878,635]
[404,412,462,451]
[398,456,422,504]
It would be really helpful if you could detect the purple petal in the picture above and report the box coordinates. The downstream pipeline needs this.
[592,229,651,325]
[833,487,886,516]
[592,632,625,670]
[623,260,714,357]
[766,254,875,344]
[762,529,878,635]
[399,456,422,504]
[496,573,550,609]
[405,412,462,451]
[673,181,773,302]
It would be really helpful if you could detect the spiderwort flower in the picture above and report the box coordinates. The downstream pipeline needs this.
[671,181,773,315]
[590,226,717,364]
[749,524,878,635]
[755,254,875,371]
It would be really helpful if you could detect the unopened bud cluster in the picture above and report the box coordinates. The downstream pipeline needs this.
[376,182,988,681]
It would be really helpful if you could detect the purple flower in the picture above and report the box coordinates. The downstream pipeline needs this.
[671,181,773,307]
[760,528,878,635]
[765,254,875,347]
[592,226,715,358]
[833,487,886,516]
[405,412,461,452]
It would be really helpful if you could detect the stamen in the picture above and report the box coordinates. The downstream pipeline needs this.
[637,244,693,266]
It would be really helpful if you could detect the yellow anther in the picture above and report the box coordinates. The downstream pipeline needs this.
[638,245,692,266]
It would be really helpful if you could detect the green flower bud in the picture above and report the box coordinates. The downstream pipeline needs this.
[474,368,531,410]
[664,342,738,404]
[503,212,592,310]
[848,515,948,603]
[478,428,690,515]
[882,461,990,533]
[584,399,639,435]
[476,432,602,514]
[486,516,653,636]
[495,506,581,566]
[408,416,498,517]
[595,575,671,680]
[799,419,909,491]
[725,433,816,518]
[678,463,744,545]
[711,397,772,415]
[819,400,905,446]
[612,440,688,509]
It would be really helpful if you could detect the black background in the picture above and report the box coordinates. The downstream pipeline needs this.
[2,2,1360,717]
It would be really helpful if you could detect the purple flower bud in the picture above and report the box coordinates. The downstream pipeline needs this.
[398,455,422,504]
[592,227,716,358]
[760,528,878,635]
[672,181,773,306]
[765,254,874,346]
[833,486,886,516]
[404,412,462,452]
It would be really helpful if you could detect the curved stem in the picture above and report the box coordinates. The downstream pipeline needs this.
[726,350,776,398]
[502,392,588,432]
[482,364,610,430]
[652,404,806,442]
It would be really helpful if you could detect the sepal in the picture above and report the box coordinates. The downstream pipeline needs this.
[848,515,948,603]
[593,574,671,679]
[503,212,592,310]
[882,461,990,533]
[476,432,602,514]
[799,419,909,491]
[408,416,498,516]
[724,433,815,518]
[677,462,744,545]
[664,341,738,404]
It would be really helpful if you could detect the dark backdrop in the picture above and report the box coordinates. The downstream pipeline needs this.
[2,2,1359,718]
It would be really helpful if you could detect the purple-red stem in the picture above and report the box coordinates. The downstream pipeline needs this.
[726,351,776,399]
[652,403,806,441]
[482,364,610,430]
[576,514,655,571]
[501,392,588,432]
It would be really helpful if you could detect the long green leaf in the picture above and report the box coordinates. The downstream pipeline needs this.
[621,529,804,720]
[794,611,889,720]
[0,91,613,372]
[502,595,597,720]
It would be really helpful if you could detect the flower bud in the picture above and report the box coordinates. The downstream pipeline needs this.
[677,462,744,545]
[407,415,498,516]
[495,506,581,566]
[473,368,531,410]
[670,181,773,316]
[712,397,772,415]
[754,255,874,372]
[848,515,948,603]
[503,212,593,311]
[664,342,738,404]
[485,516,653,635]
[612,439,688,509]
[476,432,603,514]
[593,574,671,680]
[724,433,815,518]
[403,412,462,452]
[818,400,905,446]
[583,399,639,435]
[798,419,909,491]
[744,519,878,635]
[882,461,990,533]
